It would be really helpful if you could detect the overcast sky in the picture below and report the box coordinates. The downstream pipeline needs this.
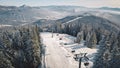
[0,0,120,8]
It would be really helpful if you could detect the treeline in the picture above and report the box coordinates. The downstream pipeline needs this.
[54,15,120,68]
[0,25,42,68]
[93,32,120,68]
[54,16,119,47]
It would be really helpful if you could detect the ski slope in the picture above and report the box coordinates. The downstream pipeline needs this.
[41,32,98,68]
[0,24,12,28]
[63,17,83,24]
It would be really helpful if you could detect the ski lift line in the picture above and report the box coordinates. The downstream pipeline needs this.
[74,53,89,68]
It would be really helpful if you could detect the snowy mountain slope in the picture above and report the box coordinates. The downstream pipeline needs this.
[0,5,73,25]
[52,15,119,38]
[33,13,119,33]
[41,32,98,68]
[88,11,120,26]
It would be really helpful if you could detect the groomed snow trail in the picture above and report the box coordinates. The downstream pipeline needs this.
[41,32,98,68]
[41,32,77,68]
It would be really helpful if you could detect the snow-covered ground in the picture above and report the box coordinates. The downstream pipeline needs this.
[0,24,12,28]
[41,32,98,68]
[65,17,83,24]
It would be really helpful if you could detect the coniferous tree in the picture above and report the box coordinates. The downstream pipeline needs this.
[0,25,42,68]
[76,31,84,43]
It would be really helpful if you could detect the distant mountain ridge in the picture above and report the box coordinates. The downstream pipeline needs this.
[99,7,120,11]
[0,5,120,26]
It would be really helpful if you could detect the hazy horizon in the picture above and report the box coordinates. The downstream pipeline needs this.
[0,0,120,8]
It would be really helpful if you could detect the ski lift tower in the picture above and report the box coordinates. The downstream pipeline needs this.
[74,53,89,68]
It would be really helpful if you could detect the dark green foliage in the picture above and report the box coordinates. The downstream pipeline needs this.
[93,32,120,68]
[0,25,42,68]
[85,31,97,48]
[109,32,120,68]
[56,22,62,33]
[93,35,109,68]
[76,31,84,43]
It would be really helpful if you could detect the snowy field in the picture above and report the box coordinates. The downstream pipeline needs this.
[40,32,98,68]
[0,24,12,28]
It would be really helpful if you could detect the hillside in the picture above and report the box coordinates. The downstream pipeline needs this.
[0,5,120,68]
[0,25,42,68]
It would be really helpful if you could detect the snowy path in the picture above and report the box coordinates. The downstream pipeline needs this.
[63,16,82,24]
[41,32,77,68]
[40,32,98,68]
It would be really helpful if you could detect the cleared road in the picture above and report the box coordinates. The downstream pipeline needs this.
[41,32,77,68]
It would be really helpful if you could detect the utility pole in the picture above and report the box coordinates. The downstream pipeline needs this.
[51,28,54,38]
[52,30,53,38]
